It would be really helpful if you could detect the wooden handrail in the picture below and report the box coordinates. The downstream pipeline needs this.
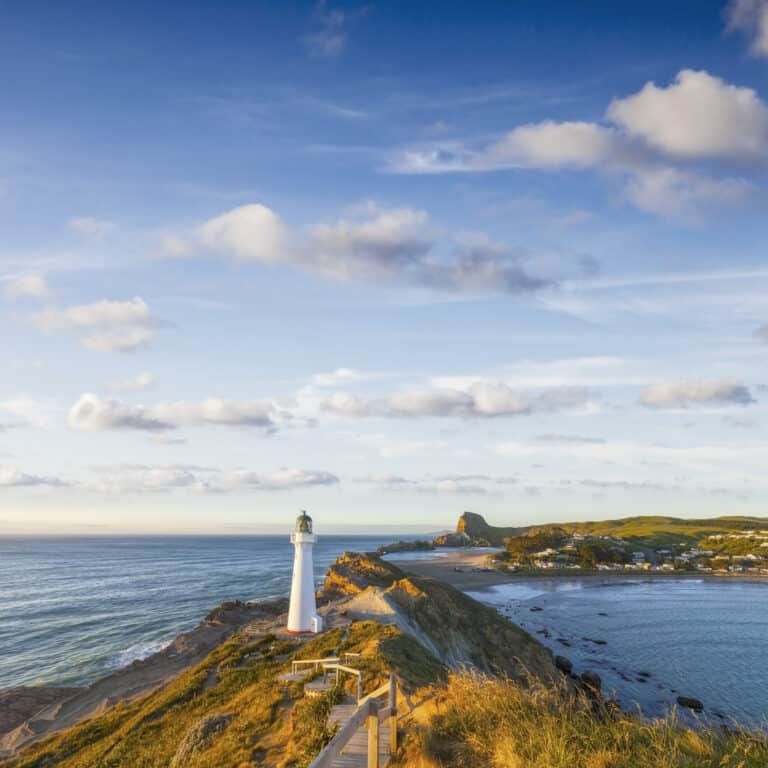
[291,657,340,674]
[357,680,391,707]
[308,674,398,768]
[308,699,375,768]
[322,663,361,677]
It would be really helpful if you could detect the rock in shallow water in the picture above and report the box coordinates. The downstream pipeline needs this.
[676,696,704,712]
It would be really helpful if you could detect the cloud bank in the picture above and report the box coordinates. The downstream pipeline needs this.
[167,202,560,296]
[69,394,286,433]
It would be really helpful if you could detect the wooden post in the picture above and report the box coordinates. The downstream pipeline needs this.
[388,673,397,753]
[357,675,363,703]
[367,700,379,768]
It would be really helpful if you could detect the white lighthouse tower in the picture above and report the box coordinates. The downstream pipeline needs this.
[287,510,323,634]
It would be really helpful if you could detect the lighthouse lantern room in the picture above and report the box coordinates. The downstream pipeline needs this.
[287,511,323,634]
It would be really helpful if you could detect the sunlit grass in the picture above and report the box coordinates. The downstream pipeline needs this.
[393,671,768,768]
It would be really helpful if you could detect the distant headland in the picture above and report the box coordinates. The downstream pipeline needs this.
[379,512,768,577]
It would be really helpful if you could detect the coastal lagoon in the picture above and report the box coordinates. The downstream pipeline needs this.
[0,534,401,689]
[469,578,768,728]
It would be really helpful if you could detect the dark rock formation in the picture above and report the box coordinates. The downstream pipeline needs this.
[677,695,704,712]
[554,655,573,675]
[377,540,434,555]
[581,671,602,694]
[453,511,523,546]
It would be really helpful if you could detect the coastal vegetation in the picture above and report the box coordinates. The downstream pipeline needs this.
[394,671,768,768]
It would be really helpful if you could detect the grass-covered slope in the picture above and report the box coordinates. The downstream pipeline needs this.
[323,551,558,683]
[395,672,768,768]
[2,622,444,768]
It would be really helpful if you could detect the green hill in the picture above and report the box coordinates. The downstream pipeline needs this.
[453,513,768,550]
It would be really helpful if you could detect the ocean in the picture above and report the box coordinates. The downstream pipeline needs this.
[0,534,400,689]
[468,577,768,728]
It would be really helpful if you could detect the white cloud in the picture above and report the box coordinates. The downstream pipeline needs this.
[4,274,49,300]
[198,203,288,263]
[607,69,768,158]
[639,379,755,408]
[0,467,67,488]
[90,464,338,494]
[219,467,339,492]
[322,391,376,417]
[68,216,114,239]
[31,297,159,353]
[624,168,752,218]
[389,122,633,175]
[478,121,628,170]
[389,69,762,218]
[68,393,285,433]
[309,205,432,281]
[322,381,591,419]
[108,371,154,393]
[726,0,768,57]
[183,202,552,295]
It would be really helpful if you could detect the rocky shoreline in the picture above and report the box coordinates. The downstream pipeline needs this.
[0,599,288,758]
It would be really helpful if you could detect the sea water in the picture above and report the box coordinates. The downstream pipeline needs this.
[468,577,768,728]
[0,535,398,688]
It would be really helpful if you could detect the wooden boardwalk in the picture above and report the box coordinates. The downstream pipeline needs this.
[327,699,391,768]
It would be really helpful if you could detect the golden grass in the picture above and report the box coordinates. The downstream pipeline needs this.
[1,621,446,768]
[392,672,768,768]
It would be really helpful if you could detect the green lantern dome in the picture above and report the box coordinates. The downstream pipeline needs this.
[296,510,313,533]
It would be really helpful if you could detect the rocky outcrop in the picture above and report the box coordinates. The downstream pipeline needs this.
[322,551,407,600]
[453,512,524,546]
[322,552,558,685]
[580,671,602,697]
[0,687,82,737]
[677,695,704,712]
[433,531,473,547]
[377,540,434,555]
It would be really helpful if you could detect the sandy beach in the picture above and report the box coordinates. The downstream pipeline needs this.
[392,548,768,591]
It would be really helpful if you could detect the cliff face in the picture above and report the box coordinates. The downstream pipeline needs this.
[322,552,557,685]
[451,511,525,546]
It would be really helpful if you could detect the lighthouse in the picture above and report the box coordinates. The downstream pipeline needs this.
[287,511,323,634]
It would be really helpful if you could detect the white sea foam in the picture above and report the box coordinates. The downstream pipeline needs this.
[107,638,174,670]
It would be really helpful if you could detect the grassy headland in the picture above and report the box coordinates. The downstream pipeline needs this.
[3,547,767,767]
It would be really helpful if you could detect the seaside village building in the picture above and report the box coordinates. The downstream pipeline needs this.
[286,511,323,634]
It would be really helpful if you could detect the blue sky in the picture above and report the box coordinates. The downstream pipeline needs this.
[2,0,768,533]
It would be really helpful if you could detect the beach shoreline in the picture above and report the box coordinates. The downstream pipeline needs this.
[390,548,768,592]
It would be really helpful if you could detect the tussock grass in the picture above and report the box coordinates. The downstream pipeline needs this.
[393,672,768,768]
[2,621,445,768]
